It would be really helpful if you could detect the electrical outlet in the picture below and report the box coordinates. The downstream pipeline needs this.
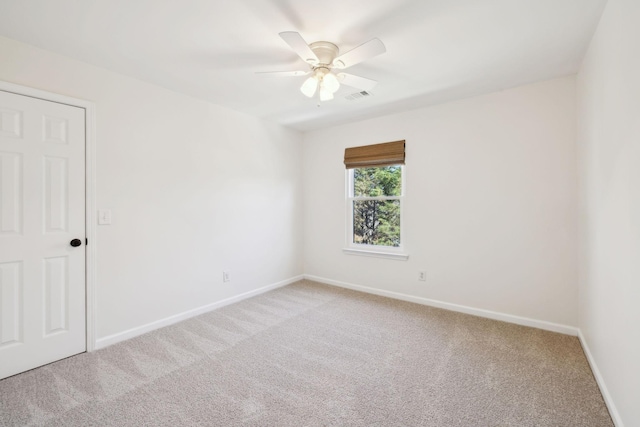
[222,271,230,282]
[418,271,426,281]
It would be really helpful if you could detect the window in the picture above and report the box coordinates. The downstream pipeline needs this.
[348,165,403,247]
[343,140,407,258]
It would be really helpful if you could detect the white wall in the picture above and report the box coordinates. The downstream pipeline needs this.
[303,77,578,327]
[0,36,303,341]
[577,0,640,424]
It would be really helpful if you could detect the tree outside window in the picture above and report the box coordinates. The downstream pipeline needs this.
[349,165,402,247]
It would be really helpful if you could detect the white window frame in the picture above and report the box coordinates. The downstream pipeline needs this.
[343,165,408,260]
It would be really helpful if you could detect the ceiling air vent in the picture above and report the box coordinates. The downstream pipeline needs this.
[345,91,373,101]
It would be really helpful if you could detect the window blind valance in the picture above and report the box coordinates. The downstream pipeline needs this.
[344,140,405,169]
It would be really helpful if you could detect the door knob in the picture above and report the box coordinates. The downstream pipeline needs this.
[70,239,82,247]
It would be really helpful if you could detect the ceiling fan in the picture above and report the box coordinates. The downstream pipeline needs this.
[258,31,386,101]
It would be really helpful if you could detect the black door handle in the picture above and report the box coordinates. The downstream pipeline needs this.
[70,239,82,247]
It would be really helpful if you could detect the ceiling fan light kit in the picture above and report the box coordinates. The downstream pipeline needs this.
[319,85,334,101]
[259,31,386,102]
[300,75,319,97]
[322,72,340,93]
[300,67,341,99]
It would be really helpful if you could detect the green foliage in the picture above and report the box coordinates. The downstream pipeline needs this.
[352,166,401,247]
[354,166,402,197]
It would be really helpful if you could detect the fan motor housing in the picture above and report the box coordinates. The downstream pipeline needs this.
[309,41,339,66]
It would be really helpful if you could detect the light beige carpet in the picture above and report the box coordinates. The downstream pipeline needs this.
[0,280,613,426]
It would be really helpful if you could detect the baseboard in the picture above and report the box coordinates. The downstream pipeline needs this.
[304,274,579,336]
[94,275,303,350]
[578,331,624,427]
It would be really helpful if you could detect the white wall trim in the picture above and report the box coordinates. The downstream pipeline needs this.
[304,274,579,336]
[84,101,98,352]
[95,275,303,350]
[578,331,624,427]
[0,80,98,352]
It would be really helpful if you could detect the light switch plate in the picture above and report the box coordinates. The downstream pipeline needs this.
[98,209,112,225]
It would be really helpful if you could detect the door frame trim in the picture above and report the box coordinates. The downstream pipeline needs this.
[0,80,98,352]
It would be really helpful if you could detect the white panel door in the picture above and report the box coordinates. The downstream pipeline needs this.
[0,90,86,380]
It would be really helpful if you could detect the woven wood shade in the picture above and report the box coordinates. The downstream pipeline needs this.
[344,140,405,169]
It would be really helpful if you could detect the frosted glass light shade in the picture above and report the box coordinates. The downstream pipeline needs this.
[322,72,340,93]
[300,76,318,97]
[319,85,334,101]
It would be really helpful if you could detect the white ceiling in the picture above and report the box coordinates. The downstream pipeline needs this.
[0,0,606,131]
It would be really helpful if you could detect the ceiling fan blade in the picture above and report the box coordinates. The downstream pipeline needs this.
[279,31,319,65]
[256,70,310,77]
[337,73,378,91]
[332,38,386,69]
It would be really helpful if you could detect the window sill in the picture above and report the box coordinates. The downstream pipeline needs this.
[342,248,409,261]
